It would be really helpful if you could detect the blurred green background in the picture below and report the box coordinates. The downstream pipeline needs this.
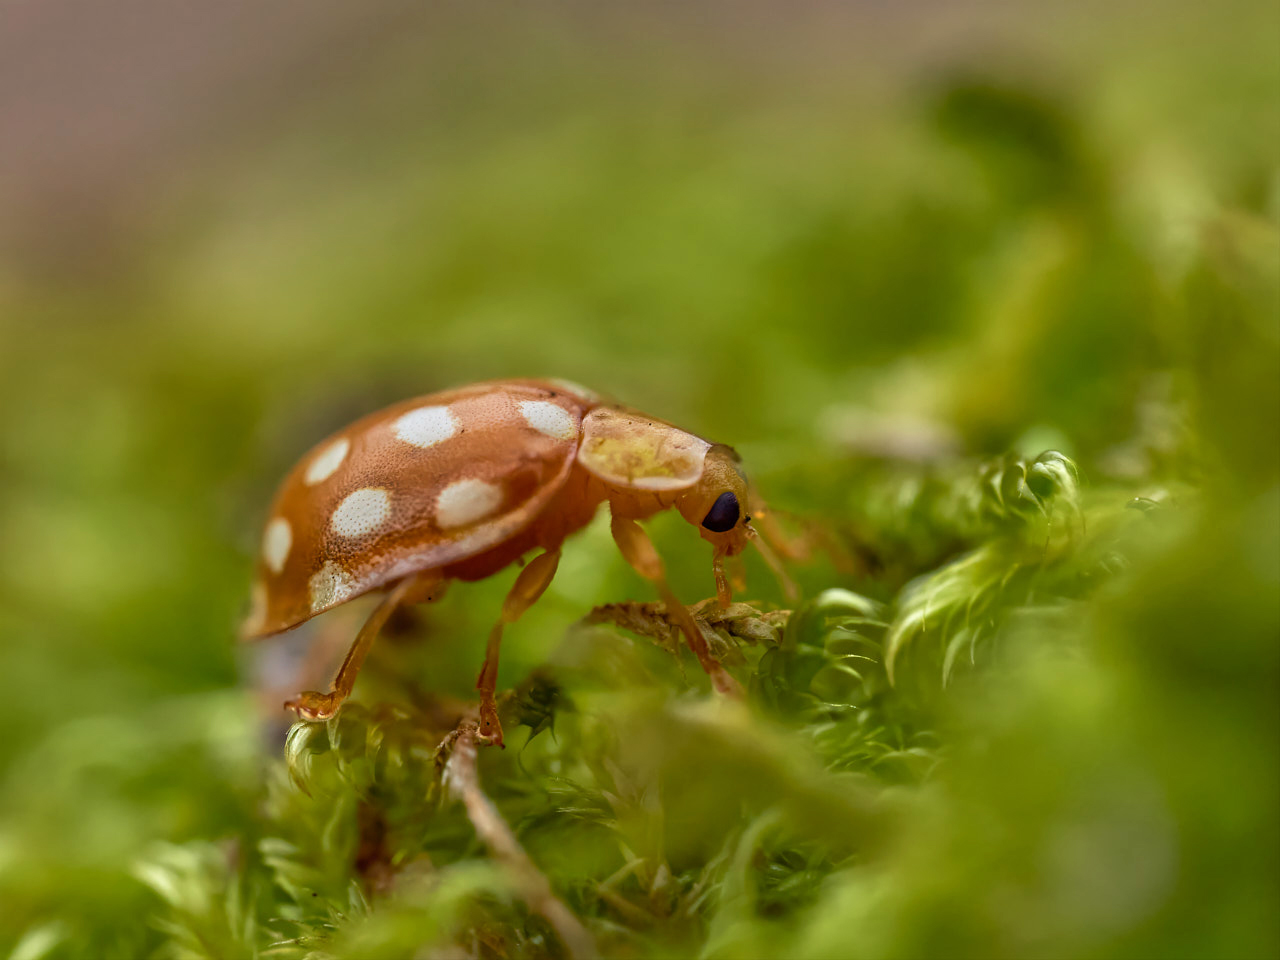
[1,2,1277,958]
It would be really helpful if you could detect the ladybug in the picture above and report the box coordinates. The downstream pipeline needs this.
[243,379,774,746]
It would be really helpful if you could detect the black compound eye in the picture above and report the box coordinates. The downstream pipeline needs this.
[701,491,740,533]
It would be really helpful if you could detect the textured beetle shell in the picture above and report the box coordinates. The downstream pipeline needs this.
[243,381,598,639]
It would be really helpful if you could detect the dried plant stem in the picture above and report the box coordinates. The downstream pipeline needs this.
[441,720,597,960]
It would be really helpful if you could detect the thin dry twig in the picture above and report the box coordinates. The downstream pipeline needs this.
[439,720,597,960]
[584,600,790,653]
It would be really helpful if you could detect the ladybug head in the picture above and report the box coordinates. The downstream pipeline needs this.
[676,444,753,557]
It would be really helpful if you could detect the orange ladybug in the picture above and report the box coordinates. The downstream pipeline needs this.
[243,378,772,746]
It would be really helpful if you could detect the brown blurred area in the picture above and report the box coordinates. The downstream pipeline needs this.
[0,0,1222,281]
[0,0,421,277]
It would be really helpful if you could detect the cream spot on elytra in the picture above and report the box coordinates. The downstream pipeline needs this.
[309,561,357,613]
[331,487,391,538]
[435,478,503,530]
[519,400,576,441]
[305,437,350,485]
[262,517,292,574]
[393,405,457,449]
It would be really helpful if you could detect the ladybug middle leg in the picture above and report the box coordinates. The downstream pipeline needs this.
[476,548,562,748]
[284,571,443,721]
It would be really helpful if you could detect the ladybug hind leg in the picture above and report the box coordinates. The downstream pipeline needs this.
[284,572,442,721]
[476,548,562,748]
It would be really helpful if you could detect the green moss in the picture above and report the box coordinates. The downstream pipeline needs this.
[1,5,1276,957]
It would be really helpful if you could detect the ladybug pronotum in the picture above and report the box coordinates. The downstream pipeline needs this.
[243,378,773,746]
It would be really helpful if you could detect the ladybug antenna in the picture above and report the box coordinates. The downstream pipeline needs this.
[748,495,812,563]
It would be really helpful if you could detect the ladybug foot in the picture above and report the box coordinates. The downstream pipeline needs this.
[477,698,505,749]
[284,690,343,721]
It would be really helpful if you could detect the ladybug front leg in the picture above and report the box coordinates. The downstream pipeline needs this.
[284,573,439,721]
[476,548,562,748]
[609,514,743,699]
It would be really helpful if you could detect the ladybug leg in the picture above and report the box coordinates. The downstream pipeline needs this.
[284,573,437,721]
[749,495,813,563]
[712,552,732,608]
[609,514,743,699]
[476,548,562,748]
[744,524,799,601]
